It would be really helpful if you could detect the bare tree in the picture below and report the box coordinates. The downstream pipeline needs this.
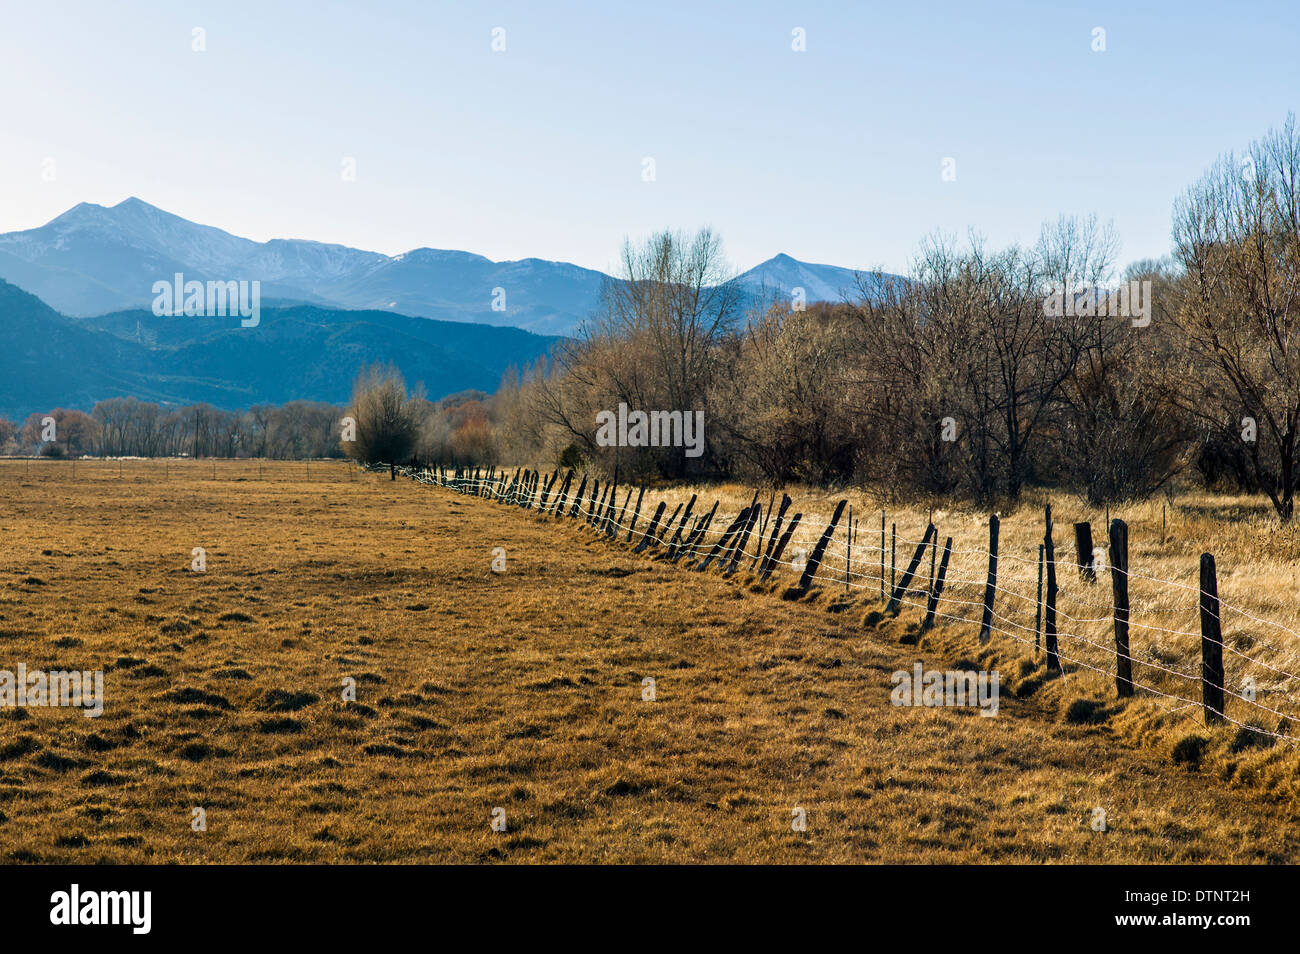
[1173,114,1300,520]
[343,364,422,478]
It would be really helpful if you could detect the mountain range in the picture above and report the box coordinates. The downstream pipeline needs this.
[0,198,880,336]
[0,199,889,420]
[0,279,561,421]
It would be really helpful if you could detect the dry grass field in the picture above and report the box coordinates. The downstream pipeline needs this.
[1,459,1299,863]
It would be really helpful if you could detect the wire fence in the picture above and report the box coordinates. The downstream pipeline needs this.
[401,463,1300,747]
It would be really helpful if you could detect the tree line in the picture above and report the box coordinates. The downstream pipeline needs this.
[405,116,1300,520]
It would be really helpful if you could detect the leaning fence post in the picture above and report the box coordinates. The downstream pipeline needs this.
[1199,553,1225,724]
[1044,504,1060,673]
[797,499,848,591]
[658,502,684,551]
[695,507,752,571]
[1109,518,1133,698]
[758,511,800,581]
[753,494,788,572]
[626,486,645,541]
[679,501,719,564]
[569,474,588,519]
[551,470,573,517]
[922,536,953,631]
[885,524,936,616]
[617,486,633,533]
[664,494,697,559]
[979,514,999,644]
[633,502,668,554]
[724,498,761,576]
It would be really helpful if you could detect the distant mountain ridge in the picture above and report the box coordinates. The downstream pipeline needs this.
[0,278,561,421]
[0,199,890,336]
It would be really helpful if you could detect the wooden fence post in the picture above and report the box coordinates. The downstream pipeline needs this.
[979,514,999,643]
[569,474,588,519]
[879,510,886,600]
[664,494,697,559]
[617,486,633,533]
[1045,504,1060,673]
[754,492,775,566]
[885,524,936,616]
[633,502,668,554]
[677,501,718,564]
[1075,521,1096,582]
[626,486,645,541]
[758,512,802,581]
[551,470,573,517]
[928,523,937,594]
[922,536,953,631]
[1034,543,1044,657]
[723,498,762,576]
[796,499,848,591]
[890,522,896,594]
[695,507,751,571]
[1109,518,1133,698]
[1199,552,1225,724]
[846,505,854,593]
[755,494,792,573]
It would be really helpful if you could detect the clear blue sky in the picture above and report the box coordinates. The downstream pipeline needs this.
[2,0,1296,275]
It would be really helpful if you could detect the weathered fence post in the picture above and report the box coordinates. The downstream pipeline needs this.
[879,510,886,600]
[626,486,645,541]
[885,524,936,616]
[1034,543,1044,657]
[677,501,718,564]
[1199,553,1225,724]
[845,505,853,593]
[1044,504,1060,673]
[602,471,619,535]
[1075,521,1096,582]
[928,522,937,594]
[664,494,697,559]
[551,470,573,517]
[1109,518,1133,698]
[617,486,633,533]
[633,502,668,554]
[724,498,762,576]
[979,514,999,644]
[753,492,775,568]
[658,503,684,551]
[890,522,896,594]
[695,507,752,571]
[758,510,801,581]
[922,536,953,631]
[755,495,792,573]
[796,499,848,591]
[569,474,588,519]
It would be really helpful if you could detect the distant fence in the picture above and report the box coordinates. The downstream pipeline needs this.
[402,463,1300,747]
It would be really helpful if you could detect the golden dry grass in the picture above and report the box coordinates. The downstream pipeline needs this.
[0,459,1298,863]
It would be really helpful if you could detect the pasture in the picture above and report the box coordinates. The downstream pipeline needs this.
[0,459,1297,862]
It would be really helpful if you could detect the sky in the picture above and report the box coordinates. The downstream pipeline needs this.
[1,0,1297,276]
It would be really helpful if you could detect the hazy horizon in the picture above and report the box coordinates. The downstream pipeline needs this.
[4,0,1297,276]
